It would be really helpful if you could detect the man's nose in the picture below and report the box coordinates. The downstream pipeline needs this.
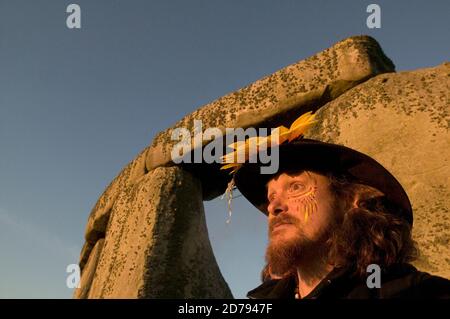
[268,195,288,216]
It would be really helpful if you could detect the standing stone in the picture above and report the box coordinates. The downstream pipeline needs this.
[73,239,104,299]
[88,167,233,298]
[305,62,450,279]
[76,36,397,280]
[75,35,449,298]
[79,147,149,271]
[146,35,395,178]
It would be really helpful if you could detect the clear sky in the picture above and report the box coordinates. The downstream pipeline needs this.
[0,0,448,298]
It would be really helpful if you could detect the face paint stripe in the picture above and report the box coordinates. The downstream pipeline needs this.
[287,185,318,223]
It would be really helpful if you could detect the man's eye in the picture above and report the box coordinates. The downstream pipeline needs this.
[289,182,305,193]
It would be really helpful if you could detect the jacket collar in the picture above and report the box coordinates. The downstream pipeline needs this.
[247,264,420,299]
[246,267,354,299]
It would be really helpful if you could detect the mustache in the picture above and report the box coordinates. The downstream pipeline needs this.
[269,214,299,232]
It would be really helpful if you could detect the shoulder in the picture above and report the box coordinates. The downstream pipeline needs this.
[382,264,450,299]
[409,271,450,298]
[247,276,297,299]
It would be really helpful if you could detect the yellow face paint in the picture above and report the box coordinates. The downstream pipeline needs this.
[287,181,318,222]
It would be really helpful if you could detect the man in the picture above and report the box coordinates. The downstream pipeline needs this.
[222,116,450,299]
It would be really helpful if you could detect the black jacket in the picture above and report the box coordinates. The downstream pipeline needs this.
[247,264,450,299]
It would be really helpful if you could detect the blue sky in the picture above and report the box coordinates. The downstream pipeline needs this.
[0,0,448,298]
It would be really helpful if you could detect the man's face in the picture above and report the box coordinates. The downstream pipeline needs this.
[265,170,336,276]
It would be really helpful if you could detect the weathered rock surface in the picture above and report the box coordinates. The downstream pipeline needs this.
[87,167,233,298]
[75,35,449,299]
[80,147,149,270]
[305,62,450,278]
[74,239,104,299]
[146,35,395,176]
[77,36,395,294]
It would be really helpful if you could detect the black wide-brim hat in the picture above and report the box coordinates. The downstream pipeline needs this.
[233,138,413,225]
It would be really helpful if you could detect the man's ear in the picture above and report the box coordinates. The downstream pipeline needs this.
[351,183,384,208]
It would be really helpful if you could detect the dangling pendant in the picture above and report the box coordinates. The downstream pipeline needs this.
[221,177,235,224]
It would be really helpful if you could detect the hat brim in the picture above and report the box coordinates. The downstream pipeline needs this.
[233,139,413,225]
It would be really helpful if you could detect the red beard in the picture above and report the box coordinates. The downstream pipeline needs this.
[266,213,332,278]
[266,214,309,277]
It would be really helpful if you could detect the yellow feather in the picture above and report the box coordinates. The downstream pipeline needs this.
[220,111,317,173]
[221,152,237,163]
[230,167,241,174]
[220,163,240,170]
[289,111,316,130]
[226,141,240,150]
[271,126,290,145]
[288,112,317,142]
